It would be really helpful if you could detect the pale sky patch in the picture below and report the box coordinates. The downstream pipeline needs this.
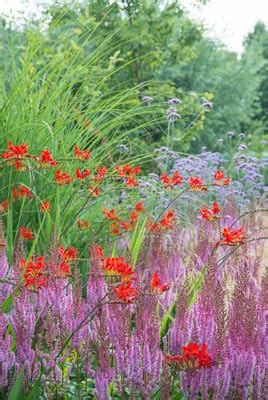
[182,0,268,53]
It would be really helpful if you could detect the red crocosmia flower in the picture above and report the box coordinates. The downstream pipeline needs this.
[74,146,91,160]
[131,166,141,175]
[13,159,27,171]
[211,201,221,214]
[218,227,246,247]
[77,219,90,230]
[148,220,161,233]
[148,210,175,233]
[113,281,139,302]
[135,202,145,212]
[161,171,183,188]
[96,245,104,259]
[40,201,51,212]
[1,141,28,159]
[12,185,33,199]
[150,272,170,293]
[76,167,90,180]
[115,165,131,176]
[188,176,208,191]
[150,272,161,288]
[88,186,100,197]
[103,208,119,220]
[214,170,231,186]
[104,257,134,280]
[20,256,47,290]
[199,201,221,222]
[94,166,107,183]
[58,245,78,261]
[120,210,139,231]
[214,170,225,181]
[55,170,72,185]
[120,220,131,231]
[110,222,120,236]
[160,210,175,229]
[165,342,212,370]
[126,176,138,187]
[97,166,107,177]
[19,227,34,240]
[37,150,58,167]
[130,210,139,224]
[182,343,212,368]
[115,164,141,177]
[57,261,72,278]
[0,200,9,213]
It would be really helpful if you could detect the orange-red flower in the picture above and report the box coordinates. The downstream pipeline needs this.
[36,150,58,167]
[214,170,231,186]
[12,185,33,199]
[58,245,78,261]
[88,186,100,197]
[161,171,183,188]
[74,146,91,160]
[148,210,175,233]
[1,141,28,160]
[40,201,51,212]
[217,227,246,246]
[115,164,140,187]
[126,176,138,187]
[199,202,221,221]
[20,256,47,290]
[96,245,104,259]
[0,200,9,213]
[19,226,34,240]
[13,159,27,171]
[57,261,72,278]
[76,167,90,180]
[94,166,107,183]
[130,210,139,224]
[77,218,90,230]
[120,210,139,232]
[188,176,207,191]
[97,166,107,177]
[160,210,175,229]
[120,220,131,231]
[150,272,170,293]
[115,164,141,177]
[103,208,119,221]
[55,169,72,185]
[165,342,212,370]
[113,281,139,302]
[135,202,145,212]
[110,222,121,235]
[104,257,134,280]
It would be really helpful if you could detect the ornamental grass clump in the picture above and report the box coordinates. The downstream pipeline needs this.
[0,138,267,399]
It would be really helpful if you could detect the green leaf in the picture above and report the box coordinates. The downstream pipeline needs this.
[108,380,117,397]
[130,217,147,267]
[25,379,41,400]
[160,302,176,339]
[8,366,25,400]
[188,267,206,306]
[1,294,13,313]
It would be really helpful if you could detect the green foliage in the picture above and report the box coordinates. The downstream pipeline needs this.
[243,22,268,153]
[160,301,176,341]
[130,216,147,267]
[1,0,267,157]
[177,38,264,150]
[8,366,25,400]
